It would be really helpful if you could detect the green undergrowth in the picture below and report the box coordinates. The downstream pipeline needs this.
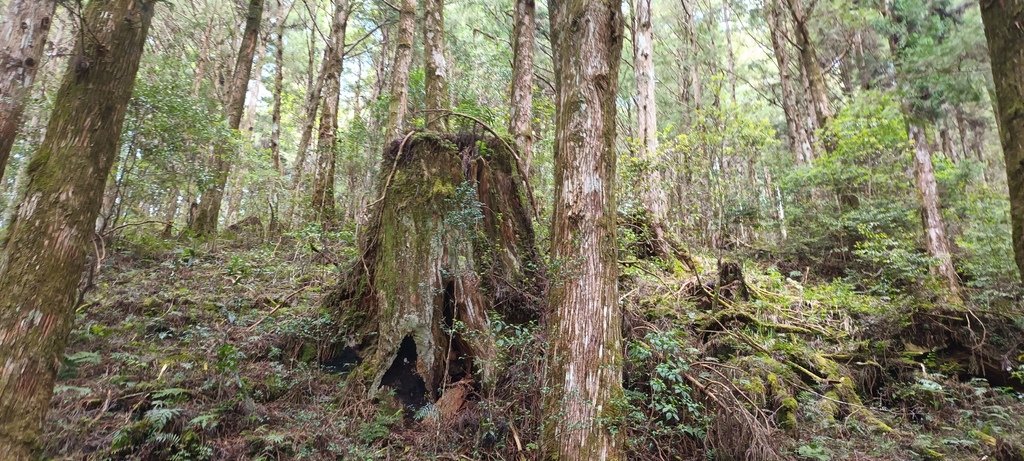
[621,255,1024,461]
[44,230,360,460]
[41,228,1024,460]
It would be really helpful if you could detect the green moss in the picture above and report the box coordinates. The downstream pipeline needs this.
[430,179,455,197]
[298,344,317,363]
[811,353,841,377]
[744,376,767,396]
[969,429,997,447]
[820,390,840,422]
[780,396,799,430]
[142,297,160,312]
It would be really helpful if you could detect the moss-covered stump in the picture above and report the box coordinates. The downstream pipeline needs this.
[325,132,542,407]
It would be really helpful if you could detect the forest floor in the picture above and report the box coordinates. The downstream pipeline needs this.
[41,228,1024,460]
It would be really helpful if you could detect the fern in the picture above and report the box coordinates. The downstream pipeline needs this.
[151,432,182,445]
[65,351,102,365]
[145,407,181,431]
[188,412,219,430]
[111,428,133,451]
[263,432,287,445]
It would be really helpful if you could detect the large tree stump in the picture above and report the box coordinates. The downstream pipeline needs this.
[325,133,541,407]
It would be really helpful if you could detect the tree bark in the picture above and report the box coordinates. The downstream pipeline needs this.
[224,172,244,224]
[883,0,961,297]
[269,1,287,175]
[853,29,872,90]
[939,121,955,163]
[766,0,815,164]
[723,1,736,101]
[632,0,674,258]
[423,0,449,130]
[328,134,541,407]
[681,0,702,113]
[386,0,416,140]
[239,0,291,140]
[0,0,155,456]
[189,0,265,237]
[979,0,1024,282]
[311,0,350,224]
[784,0,831,128]
[240,37,268,137]
[909,123,961,296]
[0,0,56,183]
[509,0,535,173]
[162,186,180,238]
[289,29,329,193]
[544,0,625,459]
[286,12,332,226]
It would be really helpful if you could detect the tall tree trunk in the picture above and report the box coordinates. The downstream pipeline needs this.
[423,0,449,130]
[767,0,815,164]
[286,14,332,226]
[884,1,961,297]
[224,172,244,224]
[311,0,350,224]
[96,152,124,235]
[193,18,212,95]
[1,152,30,229]
[784,0,831,127]
[289,32,329,193]
[632,0,674,258]
[240,37,268,137]
[0,0,154,456]
[162,186,180,238]
[723,2,736,102]
[979,0,1024,282]
[909,123,961,295]
[939,121,955,163]
[0,0,56,183]
[239,0,291,141]
[509,0,535,173]
[683,0,702,113]
[678,0,702,122]
[955,107,969,161]
[189,0,265,237]
[799,56,819,134]
[269,0,289,175]
[973,125,989,184]
[372,9,391,113]
[386,0,416,140]
[544,0,625,459]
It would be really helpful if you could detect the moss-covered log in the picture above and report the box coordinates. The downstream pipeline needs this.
[325,133,541,406]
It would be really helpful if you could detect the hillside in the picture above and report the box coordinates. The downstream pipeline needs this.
[42,228,1024,460]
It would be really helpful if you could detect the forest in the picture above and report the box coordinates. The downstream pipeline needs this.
[1,0,1023,459]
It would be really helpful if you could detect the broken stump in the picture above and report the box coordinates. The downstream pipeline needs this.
[324,132,542,407]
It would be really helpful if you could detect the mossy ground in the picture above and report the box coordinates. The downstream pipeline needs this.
[40,228,1024,460]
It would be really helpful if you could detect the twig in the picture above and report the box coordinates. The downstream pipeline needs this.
[366,130,416,210]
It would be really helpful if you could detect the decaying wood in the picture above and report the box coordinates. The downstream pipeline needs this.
[325,133,542,411]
